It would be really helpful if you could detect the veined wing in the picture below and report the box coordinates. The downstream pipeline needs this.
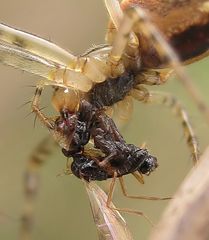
[0,23,75,66]
[85,182,133,240]
[0,40,92,92]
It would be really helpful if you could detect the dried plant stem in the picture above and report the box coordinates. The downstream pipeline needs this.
[149,146,209,240]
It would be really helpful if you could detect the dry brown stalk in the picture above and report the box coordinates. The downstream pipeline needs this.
[149,146,209,240]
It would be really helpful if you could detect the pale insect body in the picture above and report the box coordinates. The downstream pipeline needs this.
[0,0,209,239]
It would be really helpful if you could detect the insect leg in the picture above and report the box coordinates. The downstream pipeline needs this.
[106,172,153,225]
[104,0,123,29]
[119,176,170,201]
[132,88,199,164]
[105,0,140,75]
[0,23,76,66]
[127,6,209,125]
[107,2,209,124]
[20,136,57,240]
[31,83,54,130]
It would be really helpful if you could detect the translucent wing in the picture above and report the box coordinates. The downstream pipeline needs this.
[113,96,133,128]
[85,182,133,240]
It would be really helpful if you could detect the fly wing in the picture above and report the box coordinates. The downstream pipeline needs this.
[85,182,133,240]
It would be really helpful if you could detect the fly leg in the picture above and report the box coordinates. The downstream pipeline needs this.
[119,176,171,201]
[106,172,154,225]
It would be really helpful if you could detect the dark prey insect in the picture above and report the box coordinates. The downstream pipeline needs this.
[0,0,208,239]
[55,99,158,181]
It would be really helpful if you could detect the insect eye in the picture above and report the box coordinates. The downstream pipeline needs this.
[139,156,158,175]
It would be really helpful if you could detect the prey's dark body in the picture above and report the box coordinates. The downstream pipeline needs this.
[71,149,156,181]
[56,100,158,181]
[89,71,136,108]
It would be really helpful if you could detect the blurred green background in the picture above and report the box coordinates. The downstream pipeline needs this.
[0,0,208,239]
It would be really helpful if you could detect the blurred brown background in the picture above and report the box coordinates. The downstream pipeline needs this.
[0,0,208,239]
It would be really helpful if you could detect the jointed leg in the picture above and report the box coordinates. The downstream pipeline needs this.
[105,0,140,74]
[106,172,154,225]
[132,88,199,164]
[105,0,209,125]
[104,0,123,29]
[32,83,54,130]
[132,171,144,184]
[119,176,170,201]
[130,7,209,124]
[105,0,180,73]
[20,136,57,240]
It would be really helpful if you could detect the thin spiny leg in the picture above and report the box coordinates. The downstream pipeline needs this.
[106,172,153,225]
[106,1,178,74]
[20,136,57,240]
[105,1,140,73]
[31,84,54,130]
[130,7,209,125]
[119,177,170,201]
[106,1,209,125]
[104,0,123,29]
[132,88,199,164]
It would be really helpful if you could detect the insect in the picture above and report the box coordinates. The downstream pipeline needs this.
[54,99,158,180]
[0,0,208,239]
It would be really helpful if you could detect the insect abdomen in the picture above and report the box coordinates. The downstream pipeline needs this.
[121,0,209,67]
[89,71,135,108]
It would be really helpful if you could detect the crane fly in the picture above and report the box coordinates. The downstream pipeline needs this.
[0,0,208,239]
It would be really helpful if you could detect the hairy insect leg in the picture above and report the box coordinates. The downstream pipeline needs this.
[132,88,199,164]
[0,24,76,66]
[106,172,153,226]
[106,1,209,124]
[31,83,54,130]
[105,0,141,74]
[104,0,123,28]
[127,6,209,125]
[119,176,171,201]
[20,136,57,240]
